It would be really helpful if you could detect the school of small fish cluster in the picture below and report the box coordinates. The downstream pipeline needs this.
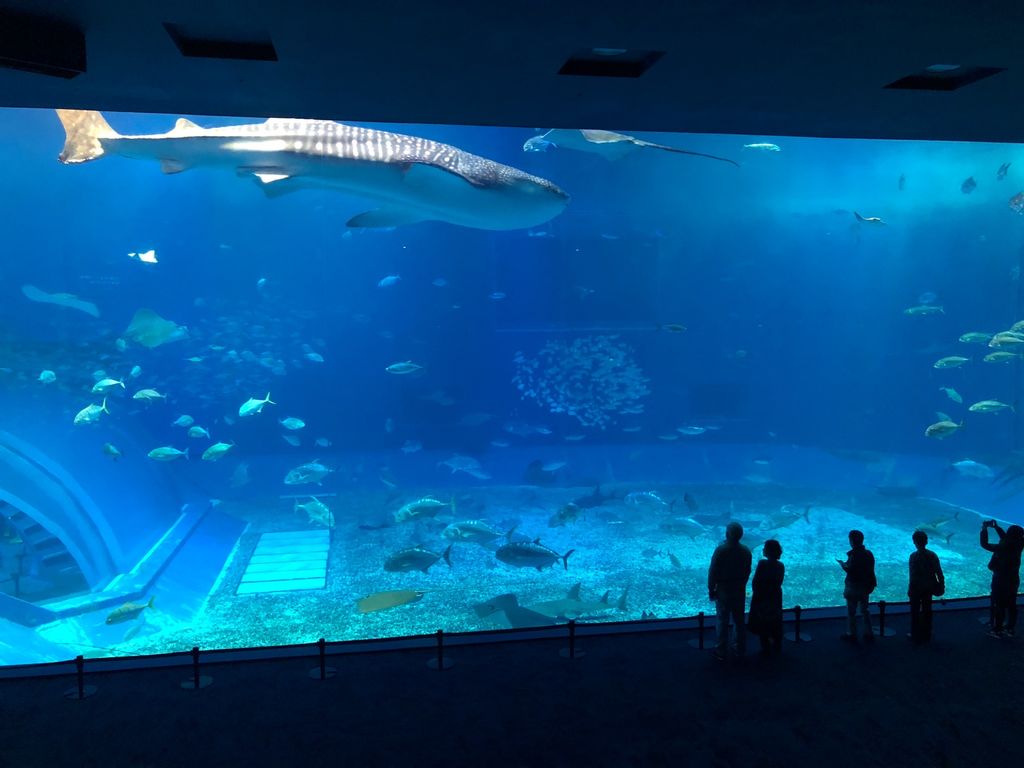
[919,320,1021,441]
[15,284,341,489]
[511,335,651,429]
[869,163,1022,453]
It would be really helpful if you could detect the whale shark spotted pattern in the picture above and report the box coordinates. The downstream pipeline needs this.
[55,110,569,231]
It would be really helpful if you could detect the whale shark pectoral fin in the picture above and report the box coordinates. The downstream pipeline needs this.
[160,159,188,174]
[257,182,301,198]
[236,165,290,179]
[347,208,427,228]
[254,172,291,184]
[173,118,200,132]
[236,167,301,196]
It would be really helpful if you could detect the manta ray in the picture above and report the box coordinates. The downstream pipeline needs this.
[523,128,740,166]
[123,308,188,348]
[56,110,569,231]
[21,284,99,317]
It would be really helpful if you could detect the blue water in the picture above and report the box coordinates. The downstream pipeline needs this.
[0,107,1022,663]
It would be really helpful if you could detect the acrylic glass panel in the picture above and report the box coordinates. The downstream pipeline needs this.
[0,108,1018,664]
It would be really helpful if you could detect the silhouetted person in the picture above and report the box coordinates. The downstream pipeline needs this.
[980,519,1024,638]
[838,529,876,643]
[748,539,785,655]
[908,530,943,645]
[708,521,752,661]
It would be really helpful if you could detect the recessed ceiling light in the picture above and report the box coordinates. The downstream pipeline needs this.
[0,10,85,79]
[559,49,664,78]
[163,22,277,61]
[885,65,1005,91]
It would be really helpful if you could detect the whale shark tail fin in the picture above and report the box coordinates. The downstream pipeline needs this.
[56,109,119,164]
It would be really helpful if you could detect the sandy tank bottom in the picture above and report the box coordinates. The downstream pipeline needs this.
[104,483,995,657]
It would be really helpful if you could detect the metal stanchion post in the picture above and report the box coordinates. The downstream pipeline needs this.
[560,619,586,659]
[784,605,812,643]
[63,655,97,700]
[180,646,213,689]
[687,611,709,650]
[308,637,337,680]
[426,629,453,670]
[877,600,895,637]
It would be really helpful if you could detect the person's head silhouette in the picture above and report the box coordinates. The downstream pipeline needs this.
[725,522,743,543]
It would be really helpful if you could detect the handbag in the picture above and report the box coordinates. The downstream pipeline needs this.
[932,574,945,597]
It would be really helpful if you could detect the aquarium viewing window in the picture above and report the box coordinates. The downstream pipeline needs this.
[0,104,1022,666]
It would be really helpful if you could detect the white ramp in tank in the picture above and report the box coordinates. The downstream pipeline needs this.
[236,530,329,594]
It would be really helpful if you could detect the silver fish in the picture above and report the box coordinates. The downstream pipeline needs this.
[383,545,452,573]
[442,520,510,545]
[495,540,575,571]
[395,497,451,523]
[284,460,333,485]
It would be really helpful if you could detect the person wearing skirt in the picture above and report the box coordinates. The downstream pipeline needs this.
[748,539,785,654]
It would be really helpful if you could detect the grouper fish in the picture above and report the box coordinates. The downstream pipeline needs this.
[105,596,154,625]
[55,110,570,231]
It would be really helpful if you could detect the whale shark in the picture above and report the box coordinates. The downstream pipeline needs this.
[55,110,569,230]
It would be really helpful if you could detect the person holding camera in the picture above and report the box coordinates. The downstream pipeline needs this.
[980,519,1024,638]
[838,529,876,643]
[908,530,944,645]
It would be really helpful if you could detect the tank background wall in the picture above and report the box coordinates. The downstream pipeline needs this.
[1,388,196,578]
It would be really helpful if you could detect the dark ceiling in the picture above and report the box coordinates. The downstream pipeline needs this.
[0,1,1022,142]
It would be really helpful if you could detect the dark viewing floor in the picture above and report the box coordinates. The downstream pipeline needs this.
[2,608,1022,768]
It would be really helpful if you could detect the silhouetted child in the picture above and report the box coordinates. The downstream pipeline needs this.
[980,520,1024,638]
[838,529,876,643]
[748,539,784,654]
[908,530,943,645]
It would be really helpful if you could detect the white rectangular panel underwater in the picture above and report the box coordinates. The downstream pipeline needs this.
[236,530,329,595]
